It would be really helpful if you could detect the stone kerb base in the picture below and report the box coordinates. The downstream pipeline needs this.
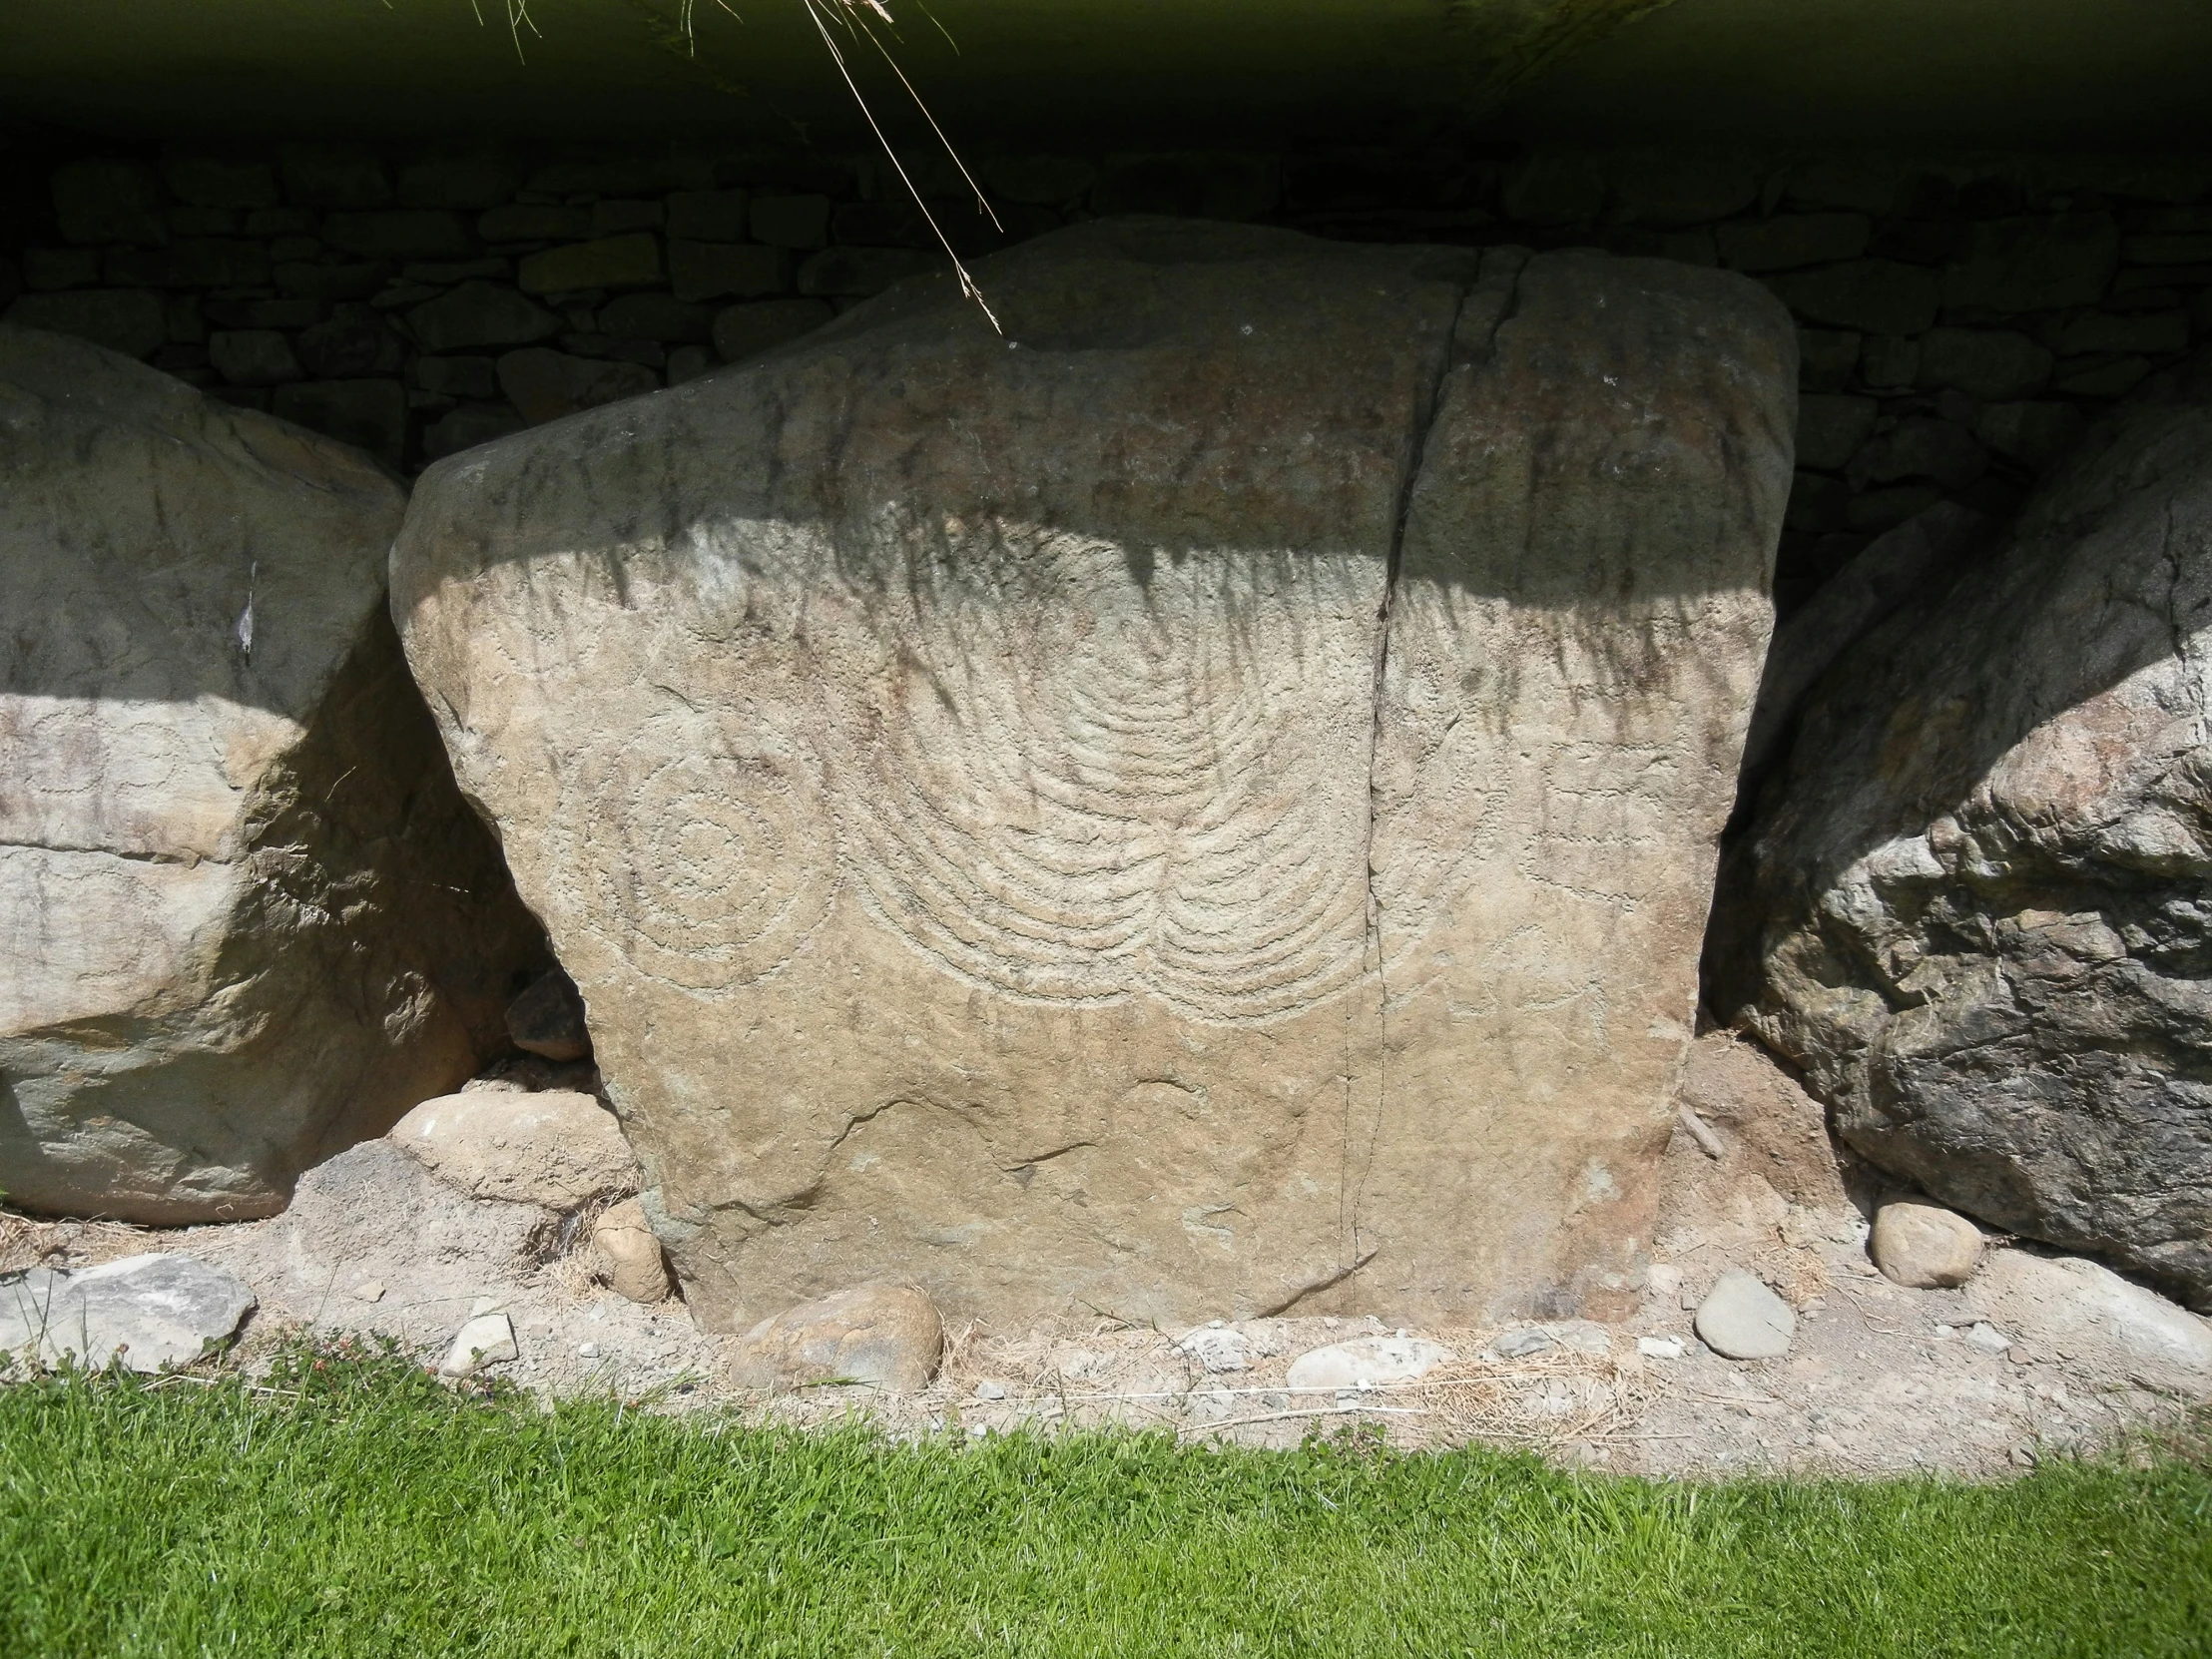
[392,220,1795,1332]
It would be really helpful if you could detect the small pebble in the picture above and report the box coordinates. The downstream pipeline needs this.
[577,1342,600,1359]
[1637,1335,1686,1360]
[352,1281,385,1303]
[974,1380,1007,1400]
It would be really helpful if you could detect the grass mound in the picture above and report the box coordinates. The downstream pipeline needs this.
[2,1338,2207,1656]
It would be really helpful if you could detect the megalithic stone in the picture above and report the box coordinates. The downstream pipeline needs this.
[391,220,1795,1332]
[0,322,550,1222]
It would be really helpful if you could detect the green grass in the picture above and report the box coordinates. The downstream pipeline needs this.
[2,1341,2208,1657]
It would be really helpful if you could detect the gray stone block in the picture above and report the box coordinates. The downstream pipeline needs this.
[592,200,666,236]
[278,143,390,209]
[22,250,99,291]
[712,297,834,363]
[161,157,279,209]
[1719,213,1872,274]
[274,263,391,304]
[669,240,791,304]
[1944,215,2119,314]
[2049,310,2191,356]
[1847,417,1987,491]
[105,239,271,289]
[495,346,657,424]
[1092,153,1278,221]
[596,292,715,342]
[518,234,663,295]
[1612,151,1761,227]
[1499,153,1608,226]
[209,329,303,387]
[406,279,560,352]
[1797,327,1862,391]
[1769,261,1942,337]
[396,153,522,211]
[273,377,408,468]
[52,159,166,247]
[797,246,942,298]
[1796,393,1879,470]
[749,194,831,251]
[296,305,407,378]
[4,289,168,358]
[322,211,473,261]
[1976,399,2086,468]
[413,355,500,400]
[478,204,593,244]
[423,402,526,461]
[666,190,750,244]
[981,155,1095,207]
[1918,327,2053,401]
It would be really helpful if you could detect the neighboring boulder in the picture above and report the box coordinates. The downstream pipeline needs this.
[387,1090,636,1210]
[0,324,549,1223]
[729,1283,943,1393]
[1965,1249,2212,1395]
[1718,352,2212,1310]
[0,1254,256,1372]
[1871,1200,1983,1289]
[591,1198,672,1304]
[392,219,1795,1332]
[1694,1268,1797,1360]
[506,968,592,1062]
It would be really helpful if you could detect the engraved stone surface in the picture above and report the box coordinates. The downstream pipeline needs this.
[392,221,1795,1332]
[0,323,547,1223]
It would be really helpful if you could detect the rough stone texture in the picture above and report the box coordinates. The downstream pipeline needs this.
[3,289,167,359]
[1740,502,1993,774]
[711,298,833,364]
[1285,1335,1453,1391]
[1671,1032,1857,1211]
[1964,1249,2212,1395]
[495,348,656,425]
[1720,353,2212,1310]
[387,1090,636,1210]
[1694,1268,1797,1360]
[1870,1201,1984,1288]
[271,378,407,470]
[0,324,547,1223]
[0,1253,255,1372]
[506,969,592,1062]
[439,1310,517,1377]
[730,1283,943,1393]
[592,1197,672,1303]
[392,220,1796,1332]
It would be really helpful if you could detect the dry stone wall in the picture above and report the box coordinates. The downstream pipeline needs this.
[2,137,2205,616]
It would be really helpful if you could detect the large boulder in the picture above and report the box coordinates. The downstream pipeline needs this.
[0,324,549,1223]
[391,220,1795,1332]
[1719,352,2212,1310]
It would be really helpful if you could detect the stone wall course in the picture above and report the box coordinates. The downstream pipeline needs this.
[5,137,2200,611]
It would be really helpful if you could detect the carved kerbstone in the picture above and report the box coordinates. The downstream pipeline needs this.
[394,221,1795,1330]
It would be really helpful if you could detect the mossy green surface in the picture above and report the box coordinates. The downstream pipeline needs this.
[2,1345,2208,1657]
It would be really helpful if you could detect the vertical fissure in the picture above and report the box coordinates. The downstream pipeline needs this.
[1339,272,1518,1269]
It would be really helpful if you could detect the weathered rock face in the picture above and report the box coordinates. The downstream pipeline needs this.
[392,220,1795,1332]
[1720,353,2212,1311]
[0,323,548,1223]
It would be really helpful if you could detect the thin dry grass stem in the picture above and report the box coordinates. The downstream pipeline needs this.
[466,0,543,64]
[0,1211,156,1277]
[797,0,1002,330]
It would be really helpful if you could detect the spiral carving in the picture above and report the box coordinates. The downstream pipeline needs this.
[823,533,1382,1024]
[550,712,833,993]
